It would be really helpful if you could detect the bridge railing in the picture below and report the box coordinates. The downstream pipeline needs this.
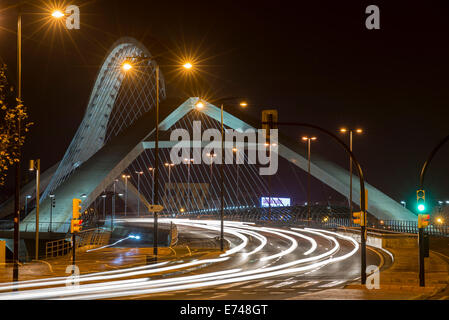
[170,206,449,237]
[45,228,111,259]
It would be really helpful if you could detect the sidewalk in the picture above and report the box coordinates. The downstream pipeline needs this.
[290,248,449,300]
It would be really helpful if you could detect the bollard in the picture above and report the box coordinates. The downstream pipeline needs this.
[0,240,5,269]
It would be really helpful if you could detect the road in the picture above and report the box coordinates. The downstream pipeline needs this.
[0,219,392,300]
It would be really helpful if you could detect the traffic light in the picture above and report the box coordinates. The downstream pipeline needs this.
[417,189,426,212]
[71,198,83,233]
[353,211,366,226]
[72,198,82,220]
[71,219,83,233]
[418,214,430,229]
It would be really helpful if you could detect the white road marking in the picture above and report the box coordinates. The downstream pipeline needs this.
[241,280,275,289]
[267,280,298,288]
[318,280,346,288]
[292,281,320,288]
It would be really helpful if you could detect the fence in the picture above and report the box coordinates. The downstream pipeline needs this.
[171,206,449,237]
[45,228,111,259]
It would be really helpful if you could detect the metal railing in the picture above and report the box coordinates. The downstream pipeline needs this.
[169,207,449,237]
[45,228,111,259]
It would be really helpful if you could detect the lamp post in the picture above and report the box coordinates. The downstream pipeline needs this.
[164,163,175,210]
[111,179,117,233]
[340,128,363,222]
[49,194,55,232]
[122,174,130,216]
[302,137,317,225]
[183,158,194,212]
[135,171,144,216]
[24,195,31,219]
[195,99,248,252]
[29,159,40,260]
[122,58,193,258]
[206,153,217,183]
[11,6,77,284]
[101,193,106,220]
[232,148,239,203]
[149,167,155,204]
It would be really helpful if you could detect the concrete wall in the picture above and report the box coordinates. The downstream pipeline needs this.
[0,240,5,268]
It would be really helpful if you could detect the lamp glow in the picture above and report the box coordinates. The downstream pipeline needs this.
[52,10,65,19]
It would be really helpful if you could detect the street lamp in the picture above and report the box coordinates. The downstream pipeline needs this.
[49,194,55,232]
[101,193,106,220]
[195,98,248,252]
[206,152,217,182]
[122,58,193,258]
[51,10,65,19]
[401,201,406,208]
[11,4,77,285]
[340,128,363,222]
[232,148,240,203]
[183,62,193,69]
[122,174,131,216]
[29,159,40,260]
[302,136,317,225]
[183,158,194,212]
[135,171,144,216]
[164,163,175,211]
[436,217,444,225]
[112,179,118,232]
[148,167,155,204]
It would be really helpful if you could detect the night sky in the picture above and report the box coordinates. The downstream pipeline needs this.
[0,0,448,207]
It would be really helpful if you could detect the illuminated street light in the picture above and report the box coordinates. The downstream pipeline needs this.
[183,62,193,69]
[122,174,131,216]
[195,100,205,109]
[240,101,248,107]
[436,217,444,224]
[122,61,133,72]
[51,10,65,19]
[135,171,144,216]
[340,128,364,220]
[302,136,317,224]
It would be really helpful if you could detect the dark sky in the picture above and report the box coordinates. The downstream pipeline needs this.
[0,0,448,206]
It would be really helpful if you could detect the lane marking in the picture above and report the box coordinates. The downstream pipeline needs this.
[217,281,252,290]
[267,280,298,288]
[318,280,346,288]
[242,280,275,289]
[292,281,320,288]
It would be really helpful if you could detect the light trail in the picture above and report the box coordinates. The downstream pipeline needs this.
[0,220,361,300]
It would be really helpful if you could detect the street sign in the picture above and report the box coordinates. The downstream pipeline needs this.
[148,205,164,212]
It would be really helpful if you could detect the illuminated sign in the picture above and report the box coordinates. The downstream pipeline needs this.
[260,197,291,207]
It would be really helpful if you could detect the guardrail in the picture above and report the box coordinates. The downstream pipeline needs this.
[45,228,111,259]
[169,209,449,237]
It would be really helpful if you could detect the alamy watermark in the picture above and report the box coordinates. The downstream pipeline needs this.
[65,264,80,289]
[169,121,279,175]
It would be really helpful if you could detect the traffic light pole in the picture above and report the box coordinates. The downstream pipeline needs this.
[418,227,425,287]
[262,120,368,285]
[361,224,367,284]
[72,233,76,271]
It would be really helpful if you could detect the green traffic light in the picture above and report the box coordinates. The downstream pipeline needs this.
[418,204,425,212]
